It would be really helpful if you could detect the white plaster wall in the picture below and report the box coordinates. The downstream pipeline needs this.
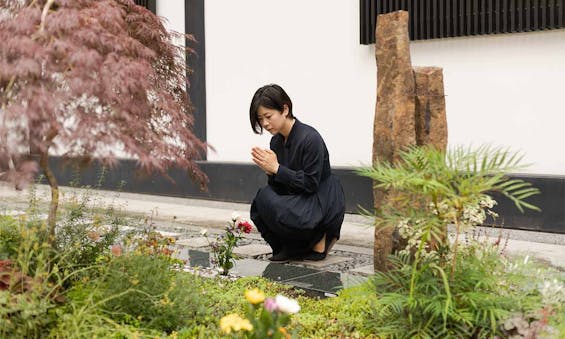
[157,0,185,45]
[411,30,565,175]
[205,1,565,175]
[205,0,375,168]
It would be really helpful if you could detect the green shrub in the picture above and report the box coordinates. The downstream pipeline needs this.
[49,281,159,339]
[54,189,123,282]
[0,219,62,338]
[0,215,21,259]
[357,145,553,338]
[93,253,206,333]
[369,243,545,338]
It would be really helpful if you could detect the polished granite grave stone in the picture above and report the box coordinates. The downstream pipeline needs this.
[234,260,369,298]
[175,248,211,268]
[259,263,321,283]
[283,271,368,298]
[188,250,212,268]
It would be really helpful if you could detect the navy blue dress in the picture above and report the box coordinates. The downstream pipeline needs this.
[250,119,345,257]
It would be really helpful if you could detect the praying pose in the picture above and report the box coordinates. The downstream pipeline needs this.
[249,84,345,262]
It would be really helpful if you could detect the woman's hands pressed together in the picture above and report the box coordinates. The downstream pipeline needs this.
[251,147,279,175]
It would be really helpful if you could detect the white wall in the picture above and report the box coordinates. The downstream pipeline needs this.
[205,0,376,168]
[157,0,185,44]
[205,0,565,175]
[411,30,565,175]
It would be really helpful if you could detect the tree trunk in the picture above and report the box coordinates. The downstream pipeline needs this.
[39,147,58,244]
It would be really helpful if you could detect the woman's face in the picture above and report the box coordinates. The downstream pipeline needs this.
[257,105,289,135]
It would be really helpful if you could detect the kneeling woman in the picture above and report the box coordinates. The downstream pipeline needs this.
[249,84,345,262]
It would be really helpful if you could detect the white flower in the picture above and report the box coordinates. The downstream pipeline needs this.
[200,228,208,236]
[275,295,300,314]
[231,212,241,222]
[539,279,565,304]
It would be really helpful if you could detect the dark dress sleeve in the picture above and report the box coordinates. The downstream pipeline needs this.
[272,134,324,194]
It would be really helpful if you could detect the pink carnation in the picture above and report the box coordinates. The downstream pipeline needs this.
[264,298,278,312]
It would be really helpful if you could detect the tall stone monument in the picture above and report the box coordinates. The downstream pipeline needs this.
[373,11,447,271]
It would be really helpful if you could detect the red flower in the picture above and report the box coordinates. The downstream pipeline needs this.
[237,220,253,234]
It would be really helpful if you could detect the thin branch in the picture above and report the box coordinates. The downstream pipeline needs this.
[39,0,54,33]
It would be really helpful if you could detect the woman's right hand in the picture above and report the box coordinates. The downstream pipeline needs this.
[251,147,279,175]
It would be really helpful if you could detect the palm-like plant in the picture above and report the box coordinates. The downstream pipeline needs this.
[359,145,540,270]
[358,145,542,337]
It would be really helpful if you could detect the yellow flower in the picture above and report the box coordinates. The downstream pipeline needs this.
[245,288,265,305]
[219,314,253,334]
[279,327,291,339]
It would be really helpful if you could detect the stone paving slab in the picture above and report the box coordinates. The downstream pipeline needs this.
[233,244,272,257]
[350,265,374,276]
[333,243,373,255]
[156,230,183,238]
[233,258,271,276]
[176,237,209,248]
[292,255,351,268]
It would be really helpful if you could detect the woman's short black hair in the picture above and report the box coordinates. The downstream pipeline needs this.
[249,84,294,134]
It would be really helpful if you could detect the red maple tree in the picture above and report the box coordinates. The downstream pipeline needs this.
[0,0,208,240]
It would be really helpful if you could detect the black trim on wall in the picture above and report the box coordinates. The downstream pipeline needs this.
[46,157,565,234]
[489,174,565,233]
[360,0,565,44]
[186,0,207,155]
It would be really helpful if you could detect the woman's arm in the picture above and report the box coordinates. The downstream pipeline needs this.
[271,134,324,194]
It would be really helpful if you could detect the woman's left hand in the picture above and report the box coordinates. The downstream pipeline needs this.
[251,147,279,175]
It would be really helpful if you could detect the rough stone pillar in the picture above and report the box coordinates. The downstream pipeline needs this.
[414,67,448,150]
[373,11,416,271]
[413,67,448,248]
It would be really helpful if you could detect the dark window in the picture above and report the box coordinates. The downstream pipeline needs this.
[134,0,156,14]
[360,0,565,44]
